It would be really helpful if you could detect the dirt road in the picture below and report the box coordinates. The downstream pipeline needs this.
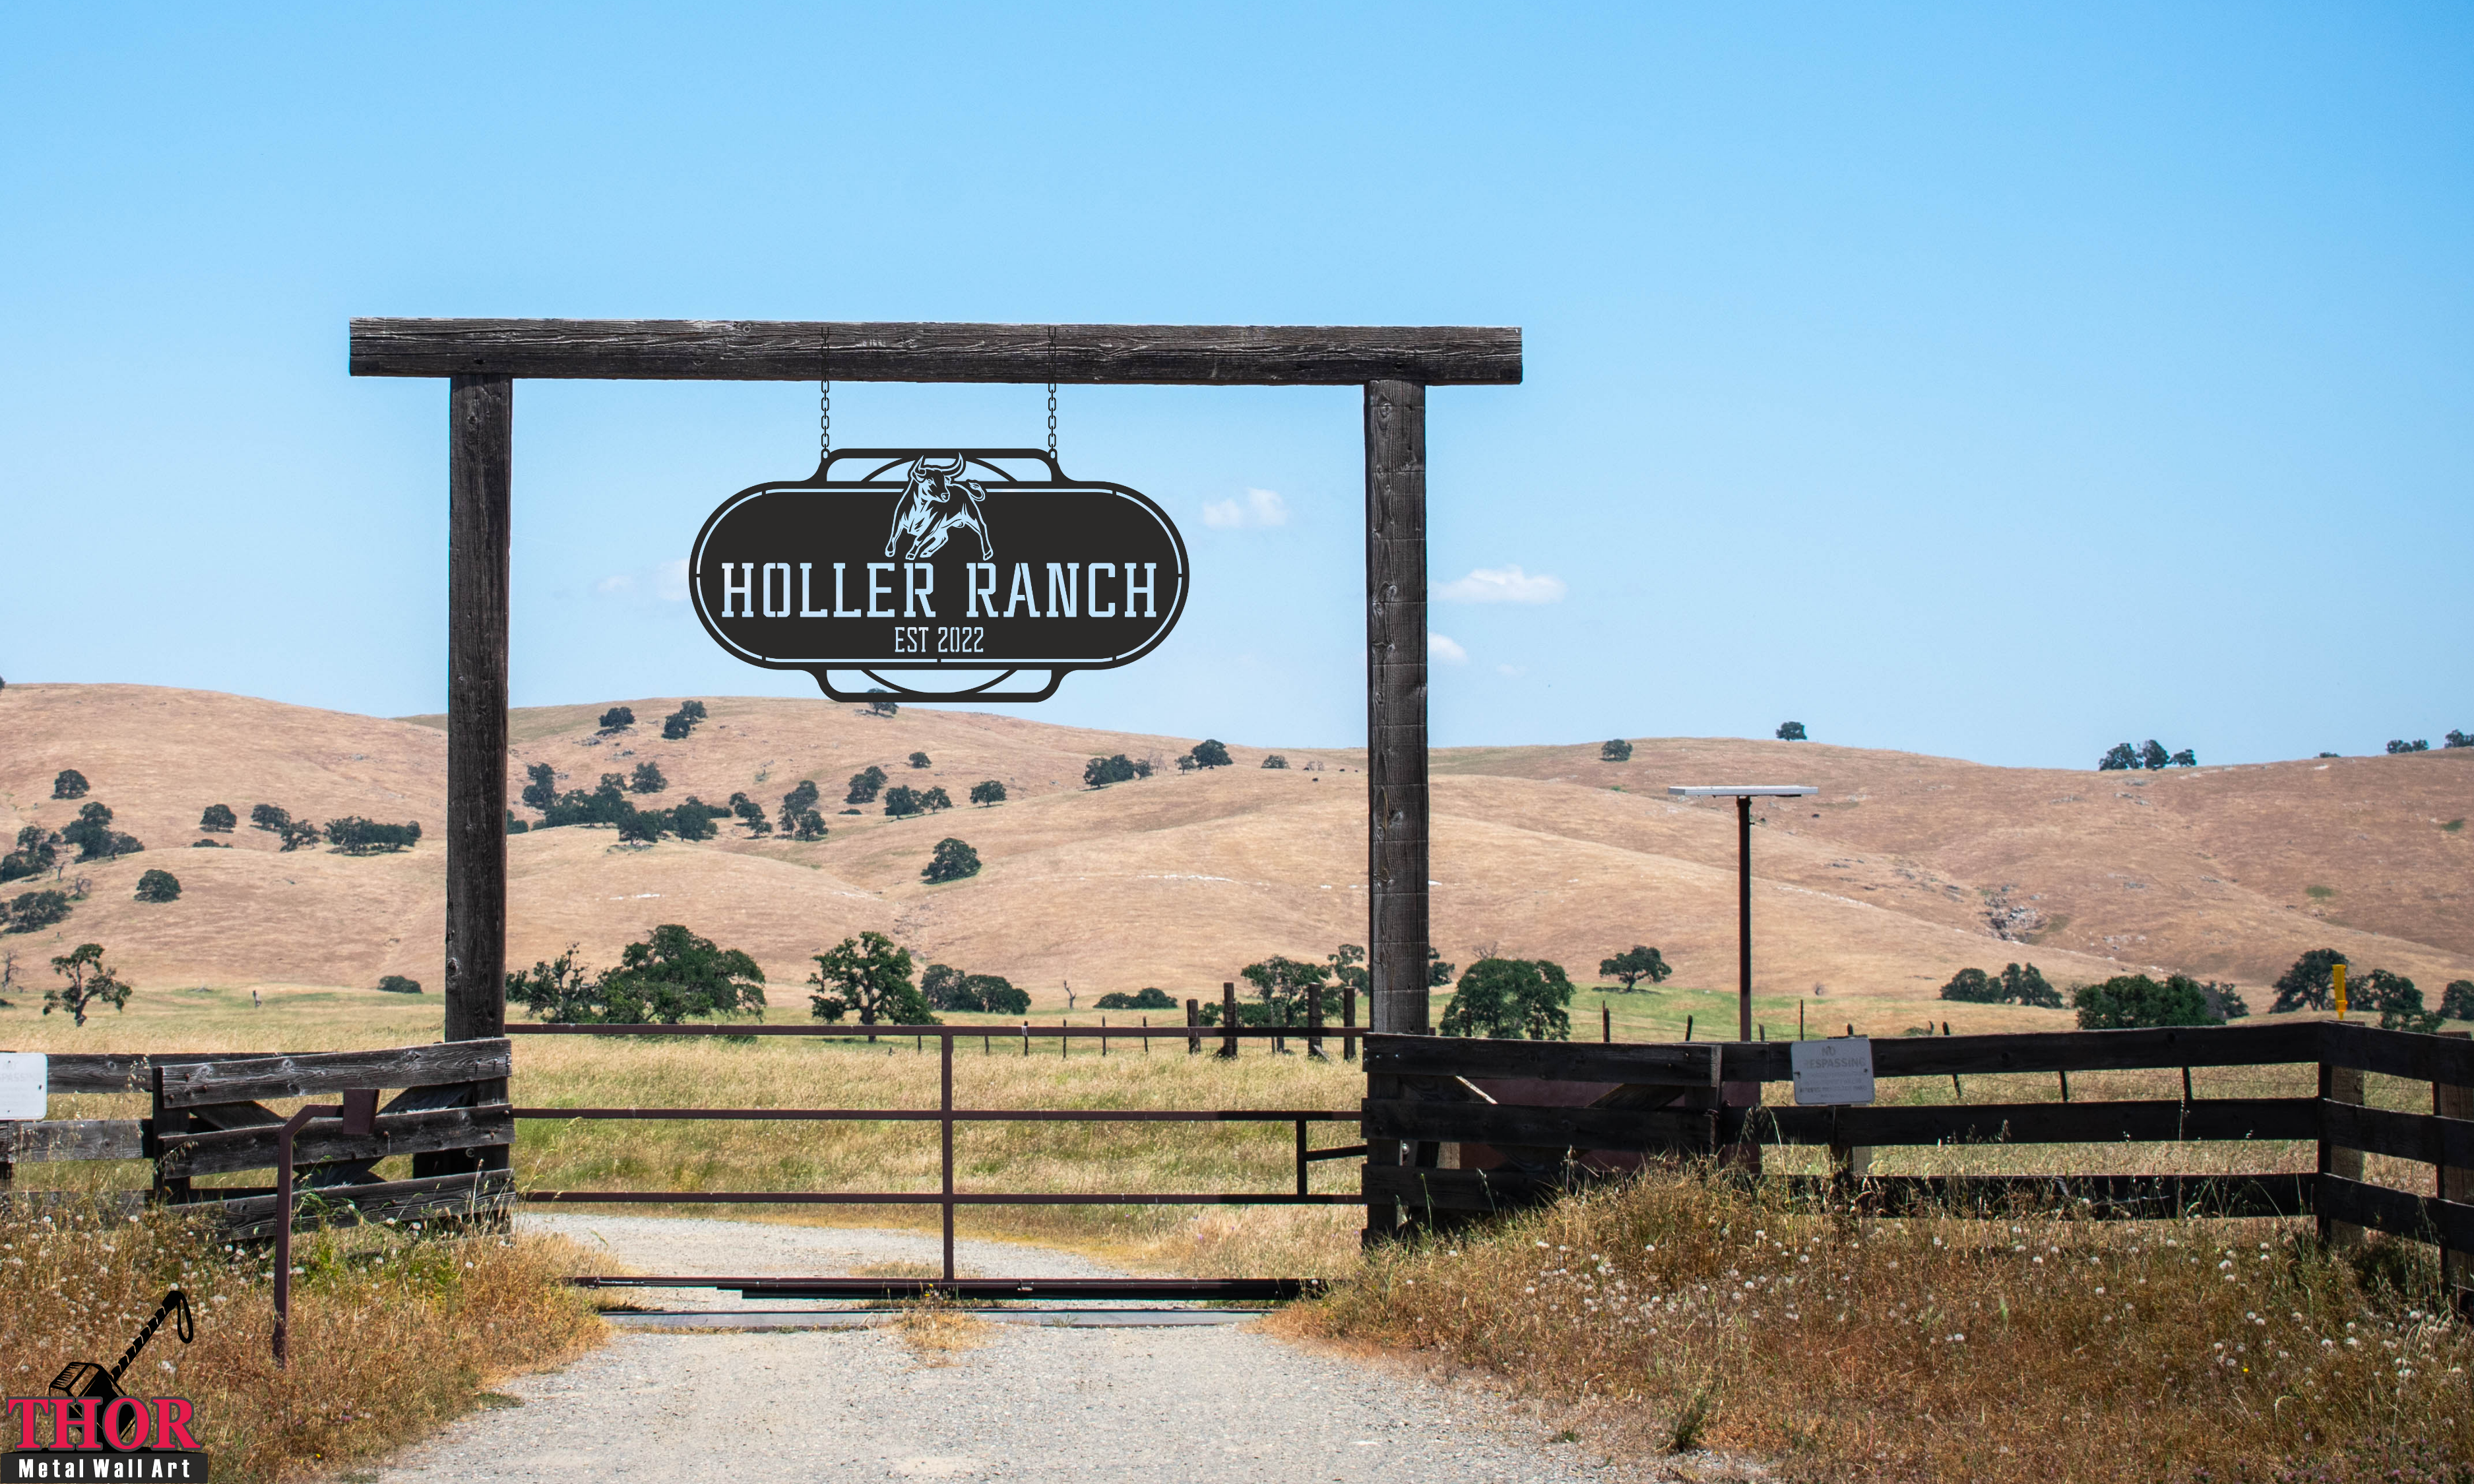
[367,1216,1609,1483]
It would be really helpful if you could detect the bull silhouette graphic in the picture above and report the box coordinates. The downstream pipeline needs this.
[885,454,993,561]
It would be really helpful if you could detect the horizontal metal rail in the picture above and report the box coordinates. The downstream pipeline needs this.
[509,1027,1370,1288]
[569,1276,1327,1302]
[505,1022,1360,1038]
[523,1190,1368,1206]
[511,1107,1359,1123]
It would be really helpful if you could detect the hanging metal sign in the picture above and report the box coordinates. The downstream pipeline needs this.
[691,449,1188,702]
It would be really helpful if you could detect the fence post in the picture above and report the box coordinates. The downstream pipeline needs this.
[2318,1046,2365,1248]
[1307,985,1325,1061]
[2437,1030,2471,1314]
[941,1032,956,1285]
[1186,998,1200,1055]
[1342,984,1356,1063]
[148,1067,190,1206]
[1364,1058,1400,1246]
[1221,983,1238,1060]
[1828,1105,1870,1193]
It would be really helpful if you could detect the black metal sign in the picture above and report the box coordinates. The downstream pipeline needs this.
[691,450,1188,702]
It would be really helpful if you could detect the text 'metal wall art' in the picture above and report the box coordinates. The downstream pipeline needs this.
[691,449,1189,702]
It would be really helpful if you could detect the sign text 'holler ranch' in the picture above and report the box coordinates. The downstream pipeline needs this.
[692,450,1189,702]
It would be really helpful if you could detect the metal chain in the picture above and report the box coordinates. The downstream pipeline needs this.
[818,328,833,462]
[1046,325,1058,460]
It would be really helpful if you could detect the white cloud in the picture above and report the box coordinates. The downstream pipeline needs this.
[597,559,691,603]
[1202,487,1288,529]
[653,558,689,602]
[1435,564,1566,603]
[1430,632,1468,664]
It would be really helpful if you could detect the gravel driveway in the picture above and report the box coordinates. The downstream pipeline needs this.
[366,1216,1612,1484]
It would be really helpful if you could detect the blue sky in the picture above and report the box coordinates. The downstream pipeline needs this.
[3,4,2467,766]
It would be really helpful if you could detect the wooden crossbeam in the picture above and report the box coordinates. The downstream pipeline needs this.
[349,319,1523,386]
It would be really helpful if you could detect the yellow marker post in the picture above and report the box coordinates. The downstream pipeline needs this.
[2333,962,2348,1020]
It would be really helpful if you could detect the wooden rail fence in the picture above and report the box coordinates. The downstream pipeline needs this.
[1,1041,513,1239]
[1365,1021,2473,1312]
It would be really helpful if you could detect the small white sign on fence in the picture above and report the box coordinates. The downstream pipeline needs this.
[1790,1037,1875,1106]
[0,1053,48,1121]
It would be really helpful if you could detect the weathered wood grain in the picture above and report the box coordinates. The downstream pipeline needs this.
[448,375,513,1048]
[1366,1036,1722,1086]
[205,1169,515,1242]
[46,1053,222,1095]
[0,1190,148,1219]
[1364,381,1430,1035]
[160,1105,512,1179]
[350,319,1524,386]
[5,1119,146,1163]
[157,1041,510,1108]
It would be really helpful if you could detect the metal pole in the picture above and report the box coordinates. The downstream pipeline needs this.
[272,1090,375,1367]
[941,1031,955,1283]
[272,1107,316,1368]
[1737,794,1754,1043]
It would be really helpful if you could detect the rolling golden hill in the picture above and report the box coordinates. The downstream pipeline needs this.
[2,683,2467,1030]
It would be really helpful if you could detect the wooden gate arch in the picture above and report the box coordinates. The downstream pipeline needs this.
[348,319,1522,1053]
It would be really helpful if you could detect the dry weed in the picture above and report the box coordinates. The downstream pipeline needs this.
[887,1295,992,1366]
[0,1204,604,1483]
[1275,1171,2473,1483]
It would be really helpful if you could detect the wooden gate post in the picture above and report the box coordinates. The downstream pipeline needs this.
[440,375,513,1179]
[2318,1053,2365,1248]
[444,373,512,1051]
[1364,380,1430,1037]
[2437,1031,2471,1310]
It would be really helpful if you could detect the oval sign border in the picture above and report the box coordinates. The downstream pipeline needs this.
[689,448,1190,703]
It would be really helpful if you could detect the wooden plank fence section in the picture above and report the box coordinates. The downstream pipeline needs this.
[44,1053,222,1094]
[2322,1021,2474,1084]
[0,1041,512,1241]
[1365,1098,1717,1149]
[214,1171,515,1243]
[1754,1097,2321,1148]
[0,1190,150,1219]
[2320,1100,2474,1167]
[7,1119,147,1163]
[1364,1022,2474,1314]
[1367,1037,1720,1086]
[1779,1173,2318,1220]
[156,1040,512,1107]
[1711,1022,2326,1082]
[161,1105,515,1179]
[2319,1173,2474,1252]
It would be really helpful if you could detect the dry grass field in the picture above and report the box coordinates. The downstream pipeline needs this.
[1277,1173,2474,1483]
[0,1203,602,1484]
[3,683,2468,1036]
